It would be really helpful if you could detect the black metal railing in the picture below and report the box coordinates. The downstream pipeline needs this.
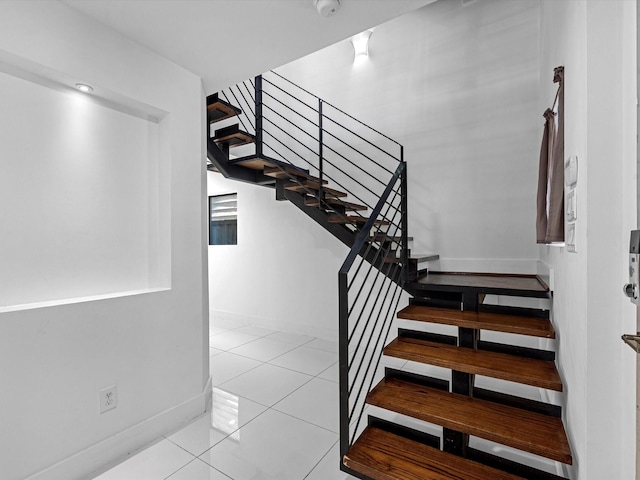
[214,72,409,469]
[216,72,404,224]
[338,160,408,469]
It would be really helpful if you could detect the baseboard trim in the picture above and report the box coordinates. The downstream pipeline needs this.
[26,379,212,480]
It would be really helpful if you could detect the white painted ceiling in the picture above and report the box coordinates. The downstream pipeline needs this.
[60,0,434,93]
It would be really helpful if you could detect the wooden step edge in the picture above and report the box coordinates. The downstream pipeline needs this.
[283,181,348,198]
[305,197,368,211]
[214,132,255,147]
[385,254,440,264]
[206,93,240,112]
[397,305,556,338]
[384,337,562,391]
[409,253,440,264]
[263,165,328,184]
[345,426,525,480]
[207,104,241,124]
[416,272,550,297]
[368,235,414,242]
[366,378,573,465]
[328,215,391,225]
[206,94,241,119]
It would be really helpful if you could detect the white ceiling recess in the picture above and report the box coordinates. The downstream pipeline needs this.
[60,0,435,93]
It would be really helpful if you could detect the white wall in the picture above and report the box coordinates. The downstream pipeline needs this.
[0,2,207,479]
[208,172,348,340]
[539,1,637,478]
[275,0,541,274]
[0,71,162,308]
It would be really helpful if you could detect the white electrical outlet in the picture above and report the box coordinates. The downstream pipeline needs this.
[99,385,118,414]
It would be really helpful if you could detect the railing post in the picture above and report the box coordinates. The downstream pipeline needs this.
[338,271,350,463]
[318,98,324,205]
[255,75,263,157]
[400,147,409,284]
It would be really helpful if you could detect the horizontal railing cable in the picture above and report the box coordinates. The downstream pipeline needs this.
[262,90,320,130]
[269,70,402,149]
[262,77,319,116]
[348,268,401,420]
[262,103,319,143]
[323,115,399,167]
[220,90,253,133]
[346,204,402,346]
[349,279,403,444]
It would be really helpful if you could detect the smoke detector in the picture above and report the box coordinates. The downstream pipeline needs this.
[314,0,341,17]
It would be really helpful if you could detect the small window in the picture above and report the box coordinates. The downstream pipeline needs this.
[209,194,237,245]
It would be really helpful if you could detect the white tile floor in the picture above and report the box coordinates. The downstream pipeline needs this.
[93,318,357,480]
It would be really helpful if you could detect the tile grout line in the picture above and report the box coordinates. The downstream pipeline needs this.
[302,439,341,480]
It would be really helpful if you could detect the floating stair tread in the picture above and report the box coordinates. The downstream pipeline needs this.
[417,272,548,294]
[305,197,367,211]
[384,337,562,391]
[328,215,390,225]
[213,124,255,147]
[263,165,327,184]
[410,253,440,263]
[344,426,524,480]
[231,156,279,171]
[284,181,348,198]
[397,305,555,338]
[368,235,414,242]
[206,93,241,123]
[366,378,572,464]
[385,254,440,264]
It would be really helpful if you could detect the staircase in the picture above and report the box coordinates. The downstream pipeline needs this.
[207,73,572,480]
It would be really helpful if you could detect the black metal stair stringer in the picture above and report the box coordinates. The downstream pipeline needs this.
[206,138,275,186]
[284,188,403,286]
[283,188,356,248]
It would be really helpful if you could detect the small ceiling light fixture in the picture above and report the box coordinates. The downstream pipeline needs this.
[314,0,340,18]
[350,30,372,63]
[75,83,93,93]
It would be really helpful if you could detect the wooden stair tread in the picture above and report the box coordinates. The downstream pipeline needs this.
[328,214,390,225]
[368,235,414,242]
[263,165,327,184]
[366,378,572,464]
[384,337,562,391]
[305,197,367,211]
[206,93,241,123]
[231,156,278,171]
[398,305,555,338]
[284,181,348,198]
[417,272,548,294]
[410,253,440,263]
[386,254,440,264]
[345,426,524,480]
[213,124,255,147]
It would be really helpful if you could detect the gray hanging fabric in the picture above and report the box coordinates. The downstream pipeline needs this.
[536,66,564,244]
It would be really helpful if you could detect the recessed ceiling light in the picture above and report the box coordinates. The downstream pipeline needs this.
[75,83,93,93]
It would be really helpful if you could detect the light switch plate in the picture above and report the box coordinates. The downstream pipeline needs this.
[565,155,578,186]
[567,223,577,253]
[566,188,577,221]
